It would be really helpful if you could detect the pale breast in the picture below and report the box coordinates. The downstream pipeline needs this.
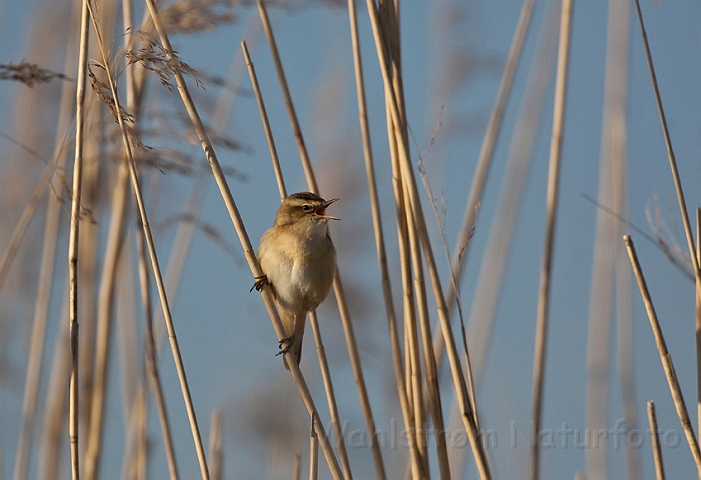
[258,223,336,316]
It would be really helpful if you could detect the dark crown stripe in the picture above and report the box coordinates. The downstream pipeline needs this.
[287,192,324,202]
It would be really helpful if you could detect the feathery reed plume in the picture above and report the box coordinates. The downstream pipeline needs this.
[0,61,69,87]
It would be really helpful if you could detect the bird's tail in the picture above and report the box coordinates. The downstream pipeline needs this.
[280,309,306,370]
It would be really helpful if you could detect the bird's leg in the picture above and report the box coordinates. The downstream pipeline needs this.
[276,335,294,355]
[250,274,269,292]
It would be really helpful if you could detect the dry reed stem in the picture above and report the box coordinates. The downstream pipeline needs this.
[392,168,428,476]
[119,4,150,476]
[142,0,342,476]
[255,0,315,189]
[209,410,223,480]
[383,47,425,480]
[633,0,701,296]
[331,277,388,478]
[310,415,319,480]
[345,0,422,475]
[309,311,354,479]
[647,401,666,480]
[137,222,180,479]
[389,110,424,479]
[68,2,91,478]
[83,164,130,480]
[365,0,491,476]
[440,0,538,353]
[404,198,451,478]
[241,41,284,202]
[294,453,301,480]
[697,210,701,439]
[530,1,572,478]
[624,235,701,475]
[255,2,387,477]
[378,5,429,472]
[85,0,211,476]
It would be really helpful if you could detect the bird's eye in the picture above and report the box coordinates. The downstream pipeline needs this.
[302,204,312,212]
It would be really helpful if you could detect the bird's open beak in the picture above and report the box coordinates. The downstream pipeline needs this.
[315,198,340,220]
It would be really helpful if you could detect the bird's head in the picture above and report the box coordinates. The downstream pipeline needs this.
[274,192,339,227]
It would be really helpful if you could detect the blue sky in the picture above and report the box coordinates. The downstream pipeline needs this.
[2,0,701,479]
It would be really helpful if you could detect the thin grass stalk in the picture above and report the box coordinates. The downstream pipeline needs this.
[529,1,572,478]
[68,1,91,478]
[697,209,701,438]
[404,196,451,478]
[345,0,421,475]
[378,4,428,473]
[438,0,538,360]
[330,277,388,478]
[137,222,179,480]
[115,243,143,480]
[389,113,424,479]
[394,166,426,474]
[624,235,701,474]
[310,415,319,480]
[142,1,342,476]
[119,2,151,476]
[386,20,489,480]
[309,311,353,480]
[365,0,491,476]
[255,0,315,187]
[83,163,130,480]
[392,178,428,477]
[241,41,284,202]
[209,410,223,480]
[212,14,260,130]
[647,401,666,480]
[84,1,210,476]
[633,0,701,296]
[118,240,149,480]
[255,3,387,477]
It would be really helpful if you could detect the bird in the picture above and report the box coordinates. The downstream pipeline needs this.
[256,192,338,369]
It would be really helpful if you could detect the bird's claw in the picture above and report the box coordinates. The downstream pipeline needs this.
[276,335,294,356]
[250,274,269,293]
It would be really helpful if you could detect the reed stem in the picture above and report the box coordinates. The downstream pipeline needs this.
[530,0,573,478]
